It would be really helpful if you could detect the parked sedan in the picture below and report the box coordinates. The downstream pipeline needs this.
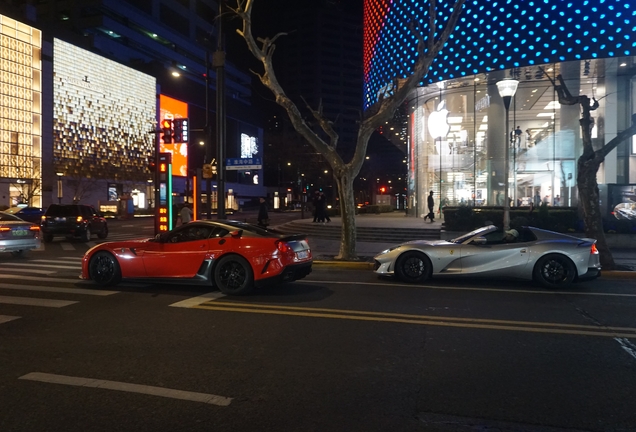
[374,225,601,288]
[0,211,41,256]
[4,206,45,224]
[81,220,313,295]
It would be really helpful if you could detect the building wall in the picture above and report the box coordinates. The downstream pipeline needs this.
[0,14,42,208]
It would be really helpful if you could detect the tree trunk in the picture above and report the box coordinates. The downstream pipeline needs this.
[334,169,357,260]
[577,153,616,269]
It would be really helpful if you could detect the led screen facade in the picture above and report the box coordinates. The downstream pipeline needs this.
[0,14,42,206]
[53,39,156,183]
[159,94,188,177]
[363,0,636,109]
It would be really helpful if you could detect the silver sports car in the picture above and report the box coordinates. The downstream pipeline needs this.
[374,225,601,288]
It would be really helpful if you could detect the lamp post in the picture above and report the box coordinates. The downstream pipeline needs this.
[496,78,519,231]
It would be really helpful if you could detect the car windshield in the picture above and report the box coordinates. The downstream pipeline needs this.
[0,212,23,222]
[221,220,272,236]
[46,205,80,217]
[450,225,495,244]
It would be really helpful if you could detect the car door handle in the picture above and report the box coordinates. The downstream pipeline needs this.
[520,249,527,253]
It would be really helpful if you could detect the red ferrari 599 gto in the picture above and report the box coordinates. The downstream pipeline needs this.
[81,220,312,295]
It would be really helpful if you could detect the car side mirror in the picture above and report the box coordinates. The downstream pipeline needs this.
[230,229,243,238]
[471,236,487,245]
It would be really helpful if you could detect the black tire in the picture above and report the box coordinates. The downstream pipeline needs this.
[214,255,254,295]
[395,251,431,283]
[43,234,53,243]
[89,251,122,286]
[97,224,108,239]
[533,254,576,289]
[81,227,91,242]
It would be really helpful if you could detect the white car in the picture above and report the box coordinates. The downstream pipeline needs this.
[0,211,41,257]
[374,225,601,288]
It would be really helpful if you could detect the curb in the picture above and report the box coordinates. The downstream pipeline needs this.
[313,260,374,269]
[600,271,636,279]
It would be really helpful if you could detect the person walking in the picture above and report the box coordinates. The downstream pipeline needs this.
[424,190,435,222]
[319,191,331,223]
[179,203,193,225]
[257,197,269,228]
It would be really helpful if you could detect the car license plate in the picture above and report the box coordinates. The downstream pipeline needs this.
[13,229,27,236]
[296,250,309,260]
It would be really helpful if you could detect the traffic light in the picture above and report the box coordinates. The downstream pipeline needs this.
[379,186,387,194]
[173,118,189,143]
[148,156,156,172]
[161,119,173,144]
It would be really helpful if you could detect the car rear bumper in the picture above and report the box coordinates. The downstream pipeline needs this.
[578,267,601,281]
[256,261,312,287]
[0,238,40,252]
[41,225,85,236]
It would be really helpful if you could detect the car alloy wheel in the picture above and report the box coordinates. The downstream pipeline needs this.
[534,254,576,289]
[214,255,254,295]
[97,224,108,239]
[89,251,122,286]
[82,227,91,242]
[395,251,430,283]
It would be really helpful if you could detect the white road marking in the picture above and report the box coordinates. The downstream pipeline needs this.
[615,338,636,361]
[0,295,77,308]
[0,274,86,284]
[60,243,76,251]
[122,224,135,228]
[0,315,20,324]
[0,263,80,270]
[0,283,118,296]
[19,372,232,406]
[300,279,636,298]
[169,292,226,308]
[0,269,54,275]
[30,259,81,264]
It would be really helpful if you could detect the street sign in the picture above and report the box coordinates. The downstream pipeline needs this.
[225,157,262,170]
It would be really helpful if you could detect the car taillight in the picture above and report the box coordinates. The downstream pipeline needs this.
[29,226,40,231]
[41,215,46,222]
[591,244,598,254]
[0,227,10,232]
[76,216,83,222]
[276,241,292,253]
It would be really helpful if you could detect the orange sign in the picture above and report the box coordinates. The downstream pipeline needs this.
[159,95,188,177]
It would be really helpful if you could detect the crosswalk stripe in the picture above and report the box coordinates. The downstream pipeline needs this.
[0,274,86,284]
[0,295,77,308]
[0,315,20,324]
[30,259,82,264]
[0,263,80,270]
[0,269,54,275]
[170,292,226,308]
[60,243,76,251]
[0,283,118,296]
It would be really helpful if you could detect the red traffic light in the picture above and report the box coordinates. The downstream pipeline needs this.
[379,186,387,193]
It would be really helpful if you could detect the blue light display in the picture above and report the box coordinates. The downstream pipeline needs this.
[363,0,636,109]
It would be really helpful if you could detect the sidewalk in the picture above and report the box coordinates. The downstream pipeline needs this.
[270,212,636,272]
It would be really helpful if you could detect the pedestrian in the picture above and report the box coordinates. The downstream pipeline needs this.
[319,192,331,223]
[312,191,321,223]
[179,202,193,225]
[534,191,541,207]
[514,125,522,148]
[257,197,269,228]
[424,190,435,222]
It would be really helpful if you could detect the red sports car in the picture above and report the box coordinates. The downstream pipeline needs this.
[81,220,312,295]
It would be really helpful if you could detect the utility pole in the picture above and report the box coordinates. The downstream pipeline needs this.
[204,44,212,219]
[213,0,226,219]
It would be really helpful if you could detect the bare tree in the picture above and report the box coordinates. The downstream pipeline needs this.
[232,0,465,259]
[10,154,41,206]
[546,73,636,269]
[63,159,103,203]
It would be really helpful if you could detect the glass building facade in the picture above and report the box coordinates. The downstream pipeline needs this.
[364,0,636,218]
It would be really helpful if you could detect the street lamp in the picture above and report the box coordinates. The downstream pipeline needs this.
[496,78,519,231]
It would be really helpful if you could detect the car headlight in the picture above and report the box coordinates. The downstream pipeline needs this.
[379,246,401,255]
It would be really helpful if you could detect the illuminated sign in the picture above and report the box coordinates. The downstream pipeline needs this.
[155,152,173,234]
[160,95,188,177]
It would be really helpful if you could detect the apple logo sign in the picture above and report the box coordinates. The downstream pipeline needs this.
[428,100,450,140]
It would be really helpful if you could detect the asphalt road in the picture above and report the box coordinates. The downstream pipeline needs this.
[1,219,636,431]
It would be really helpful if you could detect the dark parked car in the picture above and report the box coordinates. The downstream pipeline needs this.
[40,204,108,243]
[5,206,45,223]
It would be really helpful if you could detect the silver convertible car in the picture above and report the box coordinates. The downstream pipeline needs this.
[373,225,601,288]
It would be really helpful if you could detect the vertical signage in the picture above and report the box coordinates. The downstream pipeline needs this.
[156,152,173,234]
